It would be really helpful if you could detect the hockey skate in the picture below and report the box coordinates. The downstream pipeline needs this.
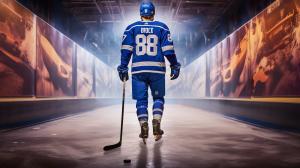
[152,119,164,141]
[139,122,148,144]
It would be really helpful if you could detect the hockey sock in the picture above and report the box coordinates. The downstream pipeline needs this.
[152,98,164,122]
[136,99,148,126]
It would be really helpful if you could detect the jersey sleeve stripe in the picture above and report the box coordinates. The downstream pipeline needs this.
[162,45,174,52]
[121,45,133,51]
[132,61,165,68]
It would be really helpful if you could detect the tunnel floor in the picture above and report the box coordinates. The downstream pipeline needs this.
[0,104,300,168]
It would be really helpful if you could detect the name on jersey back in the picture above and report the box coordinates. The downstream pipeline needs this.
[141,27,154,34]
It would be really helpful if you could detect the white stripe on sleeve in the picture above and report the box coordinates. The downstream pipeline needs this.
[162,45,174,52]
[121,45,133,51]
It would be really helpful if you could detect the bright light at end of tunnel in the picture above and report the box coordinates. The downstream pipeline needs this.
[112,6,183,41]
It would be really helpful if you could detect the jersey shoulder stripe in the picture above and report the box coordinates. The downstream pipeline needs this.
[124,21,141,32]
[125,25,169,32]
[125,21,170,32]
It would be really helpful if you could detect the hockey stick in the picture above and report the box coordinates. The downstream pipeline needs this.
[103,78,126,151]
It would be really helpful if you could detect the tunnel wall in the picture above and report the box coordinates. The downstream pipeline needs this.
[0,0,122,99]
[0,1,123,130]
[167,0,300,99]
[168,98,300,132]
[166,0,300,131]
[0,98,120,131]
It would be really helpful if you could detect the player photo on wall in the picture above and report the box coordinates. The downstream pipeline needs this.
[0,0,36,97]
[36,18,74,97]
[222,24,251,98]
[76,45,95,98]
[251,0,300,96]
[208,44,222,97]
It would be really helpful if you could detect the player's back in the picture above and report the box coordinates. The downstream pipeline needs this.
[122,20,175,75]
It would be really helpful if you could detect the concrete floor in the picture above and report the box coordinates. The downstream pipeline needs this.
[0,104,300,168]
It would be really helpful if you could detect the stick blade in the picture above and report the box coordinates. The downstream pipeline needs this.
[103,142,121,151]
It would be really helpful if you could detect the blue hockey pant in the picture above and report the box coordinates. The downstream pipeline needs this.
[132,73,165,122]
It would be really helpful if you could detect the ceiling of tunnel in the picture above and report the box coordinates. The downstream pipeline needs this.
[16,0,273,66]
[36,0,271,66]
[61,0,234,35]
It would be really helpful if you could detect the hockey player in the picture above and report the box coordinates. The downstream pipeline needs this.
[117,1,181,141]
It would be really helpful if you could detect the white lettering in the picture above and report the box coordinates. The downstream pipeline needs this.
[141,28,154,34]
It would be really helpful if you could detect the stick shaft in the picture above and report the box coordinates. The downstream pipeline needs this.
[119,79,126,143]
[103,79,126,151]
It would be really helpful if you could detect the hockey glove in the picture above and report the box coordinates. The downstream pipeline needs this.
[170,63,181,80]
[117,65,129,81]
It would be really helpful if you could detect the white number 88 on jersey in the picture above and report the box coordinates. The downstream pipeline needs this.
[136,34,158,56]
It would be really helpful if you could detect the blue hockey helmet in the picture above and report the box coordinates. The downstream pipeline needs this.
[140,1,155,17]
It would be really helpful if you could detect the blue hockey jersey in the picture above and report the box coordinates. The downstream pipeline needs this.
[120,21,176,75]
